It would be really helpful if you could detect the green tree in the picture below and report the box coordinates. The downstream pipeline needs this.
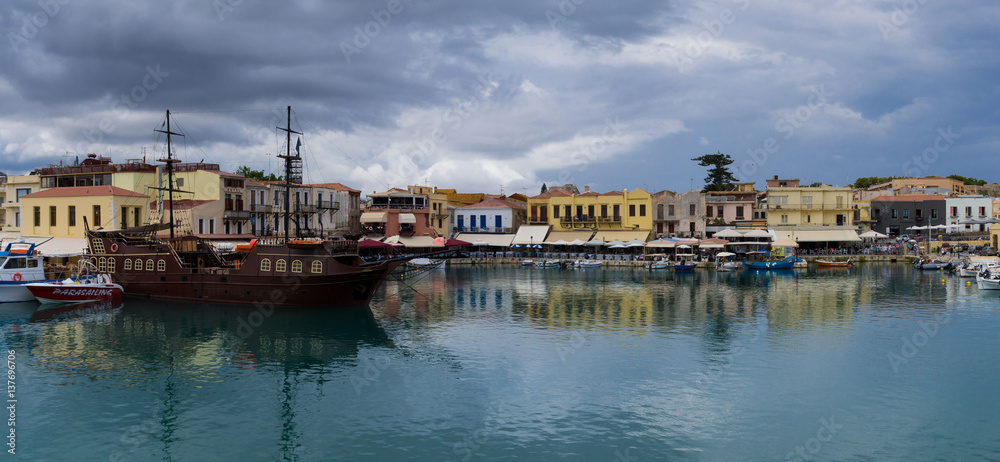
[948,174,987,186]
[236,165,282,182]
[691,151,737,191]
[540,183,548,194]
[850,176,907,189]
[808,182,823,187]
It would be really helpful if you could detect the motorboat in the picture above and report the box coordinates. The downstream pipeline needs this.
[816,259,851,268]
[673,260,695,272]
[0,242,59,303]
[520,259,535,267]
[743,251,799,270]
[646,260,669,270]
[913,258,952,271]
[976,267,1000,290]
[25,260,123,304]
[715,252,739,272]
[538,259,560,268]
[574,260,602,268]
[406,258,445,269]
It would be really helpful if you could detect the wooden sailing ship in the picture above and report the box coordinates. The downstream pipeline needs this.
[83,107,410,307]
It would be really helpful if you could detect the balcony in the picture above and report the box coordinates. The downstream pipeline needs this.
[768,203,851,211]
[316,200,340,210]
[251,204,272,213]
[224,210,251,220]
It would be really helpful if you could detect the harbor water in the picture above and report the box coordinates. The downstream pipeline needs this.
[2,264,998,460]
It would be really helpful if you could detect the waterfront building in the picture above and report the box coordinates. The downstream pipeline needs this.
[651,189,704,238]
[528,186,653,241]
[306,183,361,235]
[362,188,437,239]
[870,195,946,236]
[18,185,148,255]
[455,198,526,234]
[766,181,858,245]
[944,195,993,233]
[704,182,758,236]
[868,176,974,195]
[407,185,451,237]
[1,174,43,236]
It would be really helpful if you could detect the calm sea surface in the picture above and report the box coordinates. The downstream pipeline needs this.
[2,264,998,461]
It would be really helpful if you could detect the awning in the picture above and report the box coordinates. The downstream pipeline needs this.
[454,233,514,247]
[511,225,550,245]
[360,212,387,223]
[772,229,861,242]
[33,238,89,257]
[545,231,596,242]
[699,243,726,249]
[398,213,416,224]
[591,230,651,242]
[397,236,444,248]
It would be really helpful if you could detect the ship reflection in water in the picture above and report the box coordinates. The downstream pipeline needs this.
[4,263,996,461]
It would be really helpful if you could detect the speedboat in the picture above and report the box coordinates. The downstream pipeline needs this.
[913,258,951,270]
[575,260,602,268]
[538,259,560,268]
[976,267,1000,290]
[0,242,59,303]
[646,260,669,270]
[26,274,123,304]
[673,260,695,272]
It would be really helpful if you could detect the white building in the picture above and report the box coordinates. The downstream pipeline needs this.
[455,198,525,233]
[944,195,993,232]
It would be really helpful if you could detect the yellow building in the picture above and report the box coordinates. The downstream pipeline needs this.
[407,185,451,236]
[1,174,42,234]
[19,185,149,238]
[767,186,854,227]
[527,186,653,240]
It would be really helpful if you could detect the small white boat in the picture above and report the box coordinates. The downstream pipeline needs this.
[538,259,560,268]
[646,260,669,270]
[574,260,602,268]
[25,260,124,304]
[0,242,58,303]
[715,252,739,272]
[520,259,535,267]
[976,267,1000,290]
[406,258,444,269]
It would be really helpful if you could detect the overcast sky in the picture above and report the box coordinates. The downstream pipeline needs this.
[2,0,998,197]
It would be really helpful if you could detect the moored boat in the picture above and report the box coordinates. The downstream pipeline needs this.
[407,258,445,269]
[816,259,851,268]
[913,258,952,270]
[646,260,669,270]
[715,252,738,272]
[575,260,602,268]
[26,274,123,304]
[0,242,59,303]
[538,259,560,268]
[742,252,798,270]
[673,260,695,272]
[520,259,535,267]
[976,267,1000,290]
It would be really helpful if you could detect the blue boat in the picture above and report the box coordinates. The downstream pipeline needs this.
[742,251,799,270]
[673,261,696,272]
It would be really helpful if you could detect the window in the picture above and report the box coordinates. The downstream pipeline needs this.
[980,206,987,216]
[33,207,40,227]
[916,208,922,219]
[576,206,583,218]
[629,204,636,217]
[146,259,154,271]
[601,205,607,218]
[668,204,675,216]
[717,206,723,217]
[892,209,898,219]
[261,258,271,272]
[209,219,215,234]
[157,260,166,271]
[15,188,31,202]
[124,259,132,270]
[931,209,938,219]
[311,261,323,273]
[121,206,128,229]
[966,206,972,216]
[640,204,646,217]
[802,196,813,209]
[781,214,788,224]
[613,205,620,218]
[552,206,559,218]
[133,208,141,227]
[108,257,116,273]
[135,258,142,270]
[950,206,957,217]
[689,204,696,215]
[49,206,56,227]
[93,205,101,227]
[564,205,571,218]
[588,205,595,218]
[14,212,20,228]
[99,257,107,272]
[69,206,76,227]
[707,207,713,218]
[736,206,744,218]
[176,178,184,187]
[902,209,909,219]
[807,214,811,223]
[198,219,204,234]
[291,260,303,273]
[276,259,287,272]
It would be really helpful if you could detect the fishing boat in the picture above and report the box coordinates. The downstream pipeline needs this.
[715,252,738,272]
[742,251,798,270]
[913,258,952,270]
[406,258,445,269]
[0,242,59,303]
[673,260,695,272]
[82,107,420,307]
[816,259,851,268]
[674,244,695,272]
[538,259,560,268]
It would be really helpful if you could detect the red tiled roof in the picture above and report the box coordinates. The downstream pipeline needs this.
[578,191,601,196]
[459,198,526,210]
[201,170,244,178]
[872,195,946,202]
[600,191,624,196]
[149,200,215,210]
[308,182,361,193]
[21,186,147,198]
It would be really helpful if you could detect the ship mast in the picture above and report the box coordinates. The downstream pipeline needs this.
[277,106,301,241]
[154,109,189,239]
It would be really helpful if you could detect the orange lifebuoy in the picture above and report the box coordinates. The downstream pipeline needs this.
[110,243,119,252]
[12,272,21,282]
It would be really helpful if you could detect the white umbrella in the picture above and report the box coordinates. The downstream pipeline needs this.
[605,239,627,247]
[584,239,606,246]
[545,239,571,246]
[743,228,771,239]
[859,230,888,239]
[907,225,927,230]
[625,239,647,247]
[676,244,691,249]
[567,239,587,246]
[714,228,744,238]
[608,243,627,249]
